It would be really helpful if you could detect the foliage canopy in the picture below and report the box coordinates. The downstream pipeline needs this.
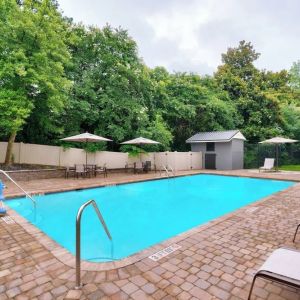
[0,1,299,165]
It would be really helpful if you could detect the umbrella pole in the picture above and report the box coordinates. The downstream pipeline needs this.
[139,143,142,163]
[86,140,88,167]
[276,144,279,171]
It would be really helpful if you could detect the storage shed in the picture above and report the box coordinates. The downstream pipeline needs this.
[186,130,246,170]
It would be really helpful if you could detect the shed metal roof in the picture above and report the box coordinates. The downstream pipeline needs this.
[186,130,246,143]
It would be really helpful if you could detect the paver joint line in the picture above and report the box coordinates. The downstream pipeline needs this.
[0,170,300,299]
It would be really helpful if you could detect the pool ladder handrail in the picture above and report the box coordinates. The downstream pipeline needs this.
[0,169,36,209]
[159,165,169,177]
[167,165,176,177]
[160,165,175,178]
[75,199,112,289]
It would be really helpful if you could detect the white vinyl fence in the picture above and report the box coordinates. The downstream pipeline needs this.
[0,142,202,170]
[128,151,202,171]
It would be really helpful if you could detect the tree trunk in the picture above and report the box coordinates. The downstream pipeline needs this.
[4,131,17,165]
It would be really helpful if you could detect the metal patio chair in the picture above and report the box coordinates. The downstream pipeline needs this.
[75,164,89,178]
[143,161,151,173]
[65,166,75,179]
[248,247,300,299]
[95,164,107,178]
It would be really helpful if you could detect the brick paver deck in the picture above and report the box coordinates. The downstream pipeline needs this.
[1,170,300,299]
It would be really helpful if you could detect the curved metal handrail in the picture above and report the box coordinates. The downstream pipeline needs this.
[0,170,36,207]
[159,165,169,177]
[167,165,176,176]
[75,199,112,289]
[159,165,175,178]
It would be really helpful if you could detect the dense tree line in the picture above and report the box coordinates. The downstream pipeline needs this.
[0,0,299,164]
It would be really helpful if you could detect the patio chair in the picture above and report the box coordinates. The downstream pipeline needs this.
[0,201,6,217]
[143,161,151,173]
[95,164,107,178]
[65,166,75,179]
[293,224,300,242]
[75,164,89,178]
[86,164,97,177]
[248,247,300,300]
[134,162,143,174]
[259,158,275,172]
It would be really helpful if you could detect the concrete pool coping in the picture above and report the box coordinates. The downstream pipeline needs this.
[4,171,298,272]
[3,170,203,199]
[4,169,299,200]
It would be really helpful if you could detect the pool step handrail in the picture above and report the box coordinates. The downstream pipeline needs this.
[168,165,176,177]
[75,199,112,289]
[0,170,36,208]
[160,165,175,178]
[160,165,170,178]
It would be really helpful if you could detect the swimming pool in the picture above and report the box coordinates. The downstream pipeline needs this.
[6,174,294,262]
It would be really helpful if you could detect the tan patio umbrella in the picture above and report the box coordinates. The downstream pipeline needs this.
[259,137,298,170]
[61,132,112,165]
[121,137,160,163]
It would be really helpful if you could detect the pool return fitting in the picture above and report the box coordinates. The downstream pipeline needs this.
[75,199,112,289]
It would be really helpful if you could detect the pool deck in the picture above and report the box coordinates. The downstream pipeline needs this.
[1,169,300,299]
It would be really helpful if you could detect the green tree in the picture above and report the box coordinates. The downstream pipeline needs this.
[60,25,153,145]
[148,71,240,150]
[140,114,173,151]
[0,0,71,164]
[290,60,300,91]
[215,41,283,142]
[281,104,300,139]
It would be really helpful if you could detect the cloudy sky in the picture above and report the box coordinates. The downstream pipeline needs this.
[58,0,300,75]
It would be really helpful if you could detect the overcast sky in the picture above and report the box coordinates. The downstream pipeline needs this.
[57,0,300,75]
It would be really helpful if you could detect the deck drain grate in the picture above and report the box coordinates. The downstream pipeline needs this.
[1,216,15,224]
[149,244,181,261]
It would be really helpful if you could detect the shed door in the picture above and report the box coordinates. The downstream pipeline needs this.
[205,153,216,169]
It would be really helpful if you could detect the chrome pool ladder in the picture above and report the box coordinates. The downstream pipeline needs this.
[168,165,176,177]
[160,165,175,178]
[0,170,36,210]
[75,199,112,289]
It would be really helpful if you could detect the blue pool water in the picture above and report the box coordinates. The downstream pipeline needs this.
[5,175,294,262]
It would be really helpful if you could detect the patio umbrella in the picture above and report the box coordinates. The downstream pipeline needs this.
[121,137,160,162]
[259,137,298,170]
[60,132,112,165]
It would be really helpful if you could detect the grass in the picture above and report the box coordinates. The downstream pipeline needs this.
[279,165,300,171]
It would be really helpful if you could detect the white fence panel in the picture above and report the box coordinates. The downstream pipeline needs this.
[191,152,202,169]
[173,152,190,171]
[20,143,60,166]
[0,141,203,170]
[0,142,9,163]
[60,148,86,166]
[0,142,21,163]
[95,151,128,169]
[128,152,155,166]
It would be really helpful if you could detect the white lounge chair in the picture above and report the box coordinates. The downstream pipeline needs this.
[248,247,300,299]
[259,158,275,172]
